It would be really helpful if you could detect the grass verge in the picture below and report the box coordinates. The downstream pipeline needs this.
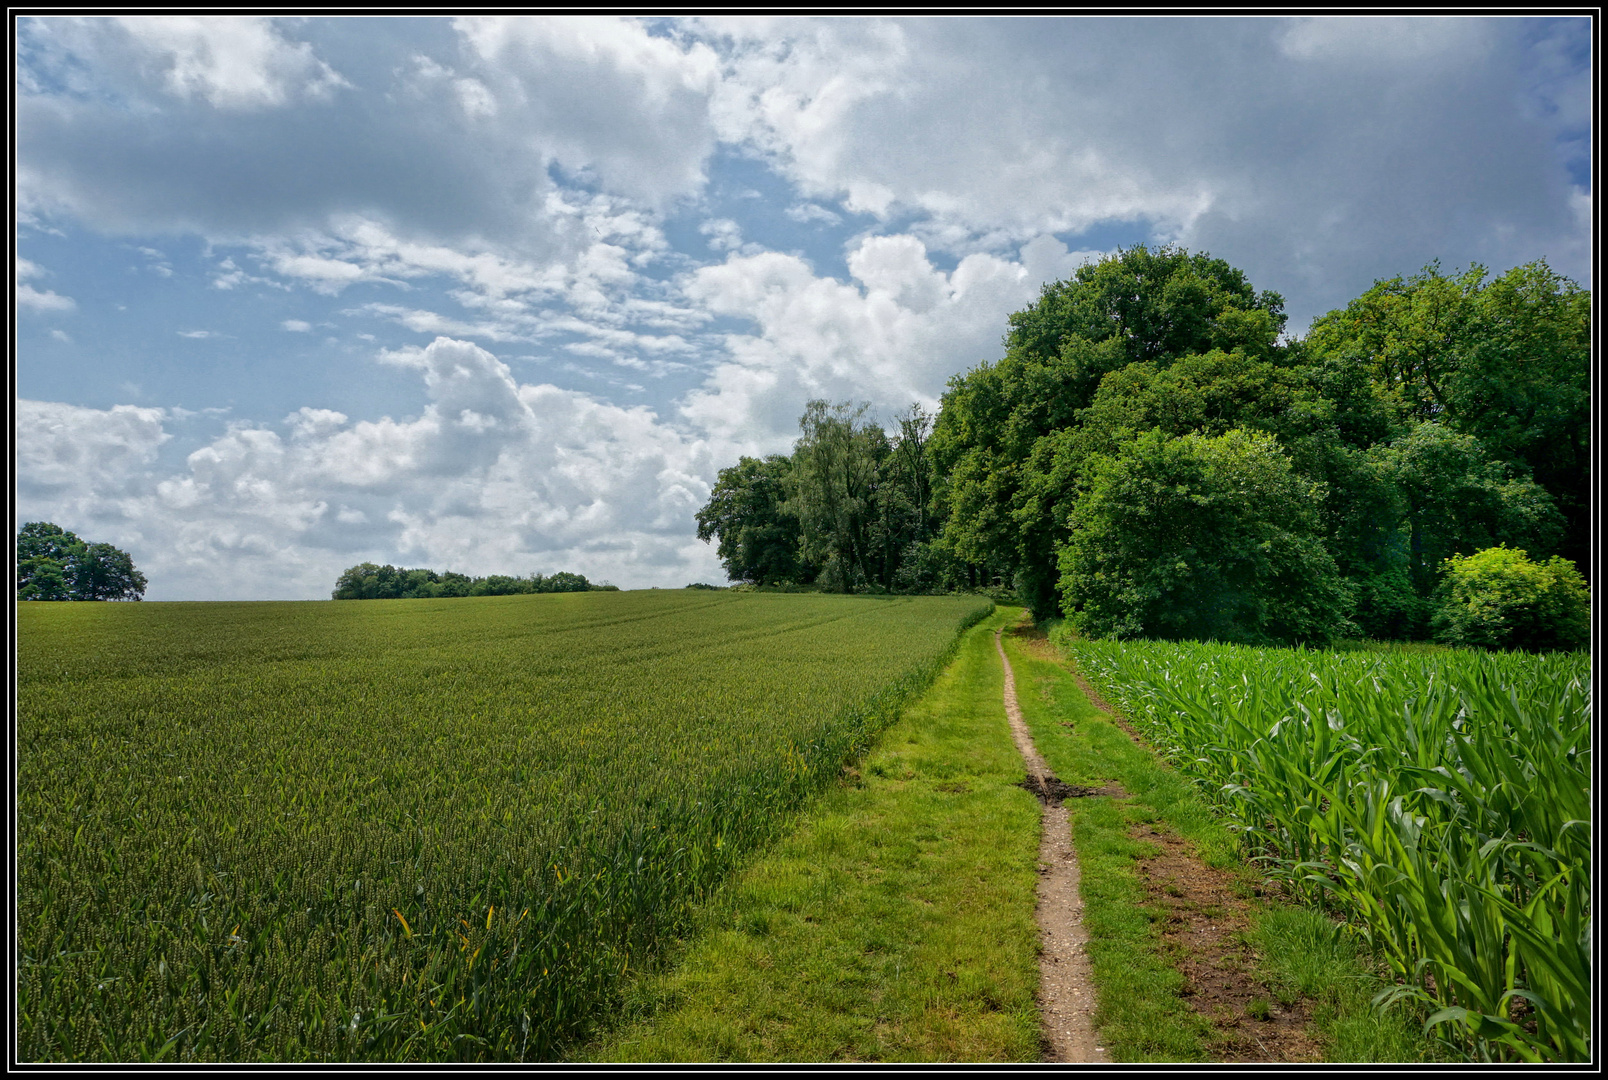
[1002,625,1437,1063]
[580,607,1042,1063]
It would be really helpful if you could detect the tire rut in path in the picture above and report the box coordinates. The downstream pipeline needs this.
[994,628,1108,1064]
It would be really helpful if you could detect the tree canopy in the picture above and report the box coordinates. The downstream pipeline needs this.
[1057,428,1353,645]
[16,522,148,601]
[692,245,1588,650]
[695,455,811,587]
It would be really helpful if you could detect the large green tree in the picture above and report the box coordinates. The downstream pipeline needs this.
[16,522,147,601]
[1305,259,1589,573]
[787,400,888,591]
[694,403,946,593]
[695,455,811,586]
[931,245,1291,615]
[1369,421,1564,590]
[1056,428,1353,645]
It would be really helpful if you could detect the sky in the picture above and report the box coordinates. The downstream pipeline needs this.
[13,15,1593,600]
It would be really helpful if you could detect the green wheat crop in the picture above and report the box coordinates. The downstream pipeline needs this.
[18,590,991,1062]
[1056,632,1590,1063]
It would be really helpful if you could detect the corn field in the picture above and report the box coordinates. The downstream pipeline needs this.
[18,590,992,1062]
[1057,631,1590,1062]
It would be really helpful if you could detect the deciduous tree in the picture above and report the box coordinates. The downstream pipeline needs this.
[16,522,146,601]
[1057,428,1353,645]
[694,455,810,586]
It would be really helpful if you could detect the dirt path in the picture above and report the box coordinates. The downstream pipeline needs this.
[994,628,1109,1064]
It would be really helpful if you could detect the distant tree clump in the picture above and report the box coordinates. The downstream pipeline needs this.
[1432,546,1589,653]
[16,522,147,601]
[331,563,616,600]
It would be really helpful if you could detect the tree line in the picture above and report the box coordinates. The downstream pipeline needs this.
[15,522,148,601]
[696,247,1590,650]
[331,562,617,600]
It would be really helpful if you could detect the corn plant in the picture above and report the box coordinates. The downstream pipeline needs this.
[1057,631,1590,1063]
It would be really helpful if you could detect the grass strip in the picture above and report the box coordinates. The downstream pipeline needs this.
[582,607,1042,1063]
[1001,627,1435,1063]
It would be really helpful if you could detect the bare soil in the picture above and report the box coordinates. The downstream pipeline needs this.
[1132,824,1322,1063]
[1025,626,1326,1063]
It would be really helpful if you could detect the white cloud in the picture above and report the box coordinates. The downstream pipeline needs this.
[17,284,77,313]
[14,338,725,599]
[679,233,1057,449]
[177,329,216,339]
[15,256,76,312]
[686,17,1588,322]
[784,202,842,227]
[699,217,744,252]
[109,16,346,108]
[15,399,170,500]
[281,319,312,332]
[17,16,1587,328]
[452,16,722,205]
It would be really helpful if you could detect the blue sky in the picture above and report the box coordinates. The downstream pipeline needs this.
[14,16,1593,599]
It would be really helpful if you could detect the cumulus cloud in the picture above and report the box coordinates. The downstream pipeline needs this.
[17,16,1588,323]
[15,338,724,600]
[453,16,722,205]
[20,16,347,110]
[17,400,170,491]
[679,232,1100,450]
[15,15,721,251]
[784,202,842,227]
[689,17,1589,322]
[699,217,745,252]
[17,284,77,313]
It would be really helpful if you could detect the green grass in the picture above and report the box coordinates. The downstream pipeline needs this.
[583,607,1042,1063]
[1001,629,1432,1063]
[17,590,991,1061]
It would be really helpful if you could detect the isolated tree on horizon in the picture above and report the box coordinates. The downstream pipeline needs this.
[16,521,147,601]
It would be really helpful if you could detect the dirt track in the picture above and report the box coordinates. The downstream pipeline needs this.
[994,628,1108,1064]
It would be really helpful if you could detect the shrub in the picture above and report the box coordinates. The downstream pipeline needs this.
[1432,545,1589,652]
